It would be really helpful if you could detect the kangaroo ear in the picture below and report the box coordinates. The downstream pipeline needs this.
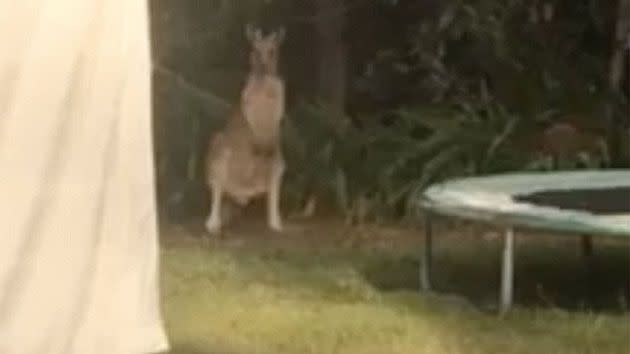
[245,24,262,42]
[274,27,286,44]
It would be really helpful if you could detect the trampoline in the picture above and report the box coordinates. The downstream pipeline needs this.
[415,170,630,314]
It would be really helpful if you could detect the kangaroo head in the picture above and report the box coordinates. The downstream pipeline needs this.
[245,24,285,75]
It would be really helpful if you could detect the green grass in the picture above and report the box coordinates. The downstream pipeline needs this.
[160,224,630,354]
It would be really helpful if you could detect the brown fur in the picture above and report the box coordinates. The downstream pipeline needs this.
[204,25,287,234]
[539,122,609,167]
[205,107,280,204]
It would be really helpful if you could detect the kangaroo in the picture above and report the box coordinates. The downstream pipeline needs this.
[204,25,286,234]
[540,121,609,169]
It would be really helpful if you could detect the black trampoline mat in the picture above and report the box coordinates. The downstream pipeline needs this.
[512,187,630,215]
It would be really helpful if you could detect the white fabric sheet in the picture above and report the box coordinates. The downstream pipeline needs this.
[0,1,170,353]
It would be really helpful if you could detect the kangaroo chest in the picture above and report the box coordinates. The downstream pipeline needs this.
[241,76,284,145]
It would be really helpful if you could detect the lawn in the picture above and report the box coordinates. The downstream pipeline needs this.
[160,218,630,354]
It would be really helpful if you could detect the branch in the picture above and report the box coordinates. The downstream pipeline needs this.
[152,63,231,111]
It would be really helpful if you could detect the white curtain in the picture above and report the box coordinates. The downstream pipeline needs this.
[0,1,169,353]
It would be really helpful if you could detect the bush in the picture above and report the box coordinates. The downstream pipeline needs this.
[282,99,526,224]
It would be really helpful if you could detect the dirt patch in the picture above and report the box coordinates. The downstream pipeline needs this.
[160,212,618,253]
[160,214,428,253]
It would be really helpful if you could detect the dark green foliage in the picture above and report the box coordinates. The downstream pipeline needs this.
[283,98,526,222]
[150,0,627,222]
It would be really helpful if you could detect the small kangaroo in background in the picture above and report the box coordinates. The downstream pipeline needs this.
[204,24,287,234]
[541,121,609,169]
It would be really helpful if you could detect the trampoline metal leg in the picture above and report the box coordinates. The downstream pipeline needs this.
[500,226,515,315]
[580,235,593,258]
[420,215,433,292]
[580,234,595,302]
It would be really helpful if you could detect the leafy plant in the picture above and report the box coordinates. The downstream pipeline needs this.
[376,99,523,217]
[281,101,358,212]
[282,99,525,224]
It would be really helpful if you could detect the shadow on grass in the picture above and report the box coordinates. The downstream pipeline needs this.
[362,236,630,313]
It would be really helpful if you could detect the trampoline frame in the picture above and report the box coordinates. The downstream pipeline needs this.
[416,171,630,315]
[419,212,601,315]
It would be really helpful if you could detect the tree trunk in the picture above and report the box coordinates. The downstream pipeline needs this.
[300,0,349,217]
[314,0,348,113]
[607,0,630,167]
